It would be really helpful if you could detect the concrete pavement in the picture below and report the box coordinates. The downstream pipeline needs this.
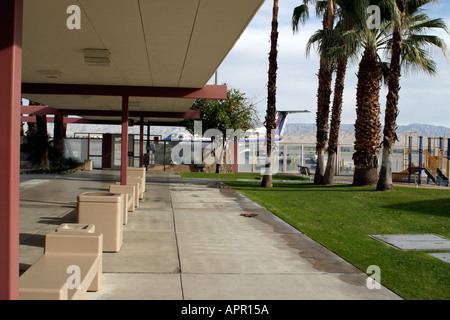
[19,170,402,300]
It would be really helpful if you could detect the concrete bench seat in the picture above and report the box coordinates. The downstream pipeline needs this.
[128,167,146,199]
[19,228,103,300]
[127,176,144,200]
[109,184,136,224]
[115,181,140,208]
[77,192,124,252]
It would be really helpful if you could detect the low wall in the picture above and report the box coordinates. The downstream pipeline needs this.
[146,164,232,173]
[146,164,204,173]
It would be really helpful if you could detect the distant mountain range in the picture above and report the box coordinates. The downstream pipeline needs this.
[284,123,450,136]
[58,122,449,145]
[283,123,450,144]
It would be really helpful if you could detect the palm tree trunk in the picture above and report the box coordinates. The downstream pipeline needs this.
[314,1,336,185]
[323,58,347,185]
[377,0,405,191]
[36,114,49,168]
[262,0,279,188]
[314,59,333,185]
[353,48,382,186]
[54,114,66,161]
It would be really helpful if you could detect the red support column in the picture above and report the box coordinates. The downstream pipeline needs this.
[121,96,129,185]
[146,123,151,168]
[0,0,23,300]
[139,117,144,168]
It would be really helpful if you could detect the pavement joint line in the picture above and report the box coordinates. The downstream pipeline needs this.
[169,175,185,300]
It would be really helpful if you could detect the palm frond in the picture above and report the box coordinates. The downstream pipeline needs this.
[401,42,438,75]
[406,0,441,17]
[315,0,330,17]
[379,60,391,85]
[292,4,310,33]
[407,18,449,35]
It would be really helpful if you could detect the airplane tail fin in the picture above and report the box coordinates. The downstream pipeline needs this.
[275,110,310,137]
[274,112,288,137]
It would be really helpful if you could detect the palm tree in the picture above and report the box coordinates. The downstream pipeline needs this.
[293,0,337,185]
[262,0,279,188]
[53,115,67,161]
[377,0,406,190]
[377,0,449,190]
[307,0,382,185]
[324,59,348,184]
[344,0,447,186]
[306,25,349,185]
[347,0,400,186]
[308,3,365,184]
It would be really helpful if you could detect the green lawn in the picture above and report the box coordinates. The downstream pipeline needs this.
[180,173,450,300]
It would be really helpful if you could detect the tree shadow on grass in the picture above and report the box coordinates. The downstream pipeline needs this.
[223,181,376,192]
[381,198,450,218]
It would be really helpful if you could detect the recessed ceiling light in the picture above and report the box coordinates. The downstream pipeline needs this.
[84,49,110,67]
[38,70,62,79]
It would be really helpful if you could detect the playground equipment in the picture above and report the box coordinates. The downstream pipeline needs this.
[394,132,450,186]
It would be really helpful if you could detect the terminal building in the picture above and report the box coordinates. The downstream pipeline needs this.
[1,0,265,299]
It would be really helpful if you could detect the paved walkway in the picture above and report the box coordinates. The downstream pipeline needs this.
[19,170,401,300]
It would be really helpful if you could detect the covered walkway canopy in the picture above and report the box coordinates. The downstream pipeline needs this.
[0,0,265,299]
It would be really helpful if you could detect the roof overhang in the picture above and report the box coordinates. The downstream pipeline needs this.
[21,0,266,125]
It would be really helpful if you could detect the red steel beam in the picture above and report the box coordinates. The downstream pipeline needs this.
[22,115,122,125]
[21,105,200,119]
[22,116,185,127]
[147,122,184,127]
[22,115,86,124]
[22,83,227,100]
[0,0,22,300]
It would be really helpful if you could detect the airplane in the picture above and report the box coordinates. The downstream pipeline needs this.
[162,110,310,142]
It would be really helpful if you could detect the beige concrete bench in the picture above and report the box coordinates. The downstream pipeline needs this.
[19,224,103,300]
[128,176,144,200]
[84,159,93,171]
[128,167,146,199]
[115,181,140,208]
[109,184,136,224]
[77,192,124,252]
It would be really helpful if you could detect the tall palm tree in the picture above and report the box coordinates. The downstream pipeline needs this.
[306,25,349,185]
[377,0,406,191]
[345,0,447,186]
[377,0,449,190]
[308,2,364,184]
[324,59,348,184]
[293,0,337,185]
[307,0,387,185]
[262,0,279,188]
[348,0,400,186]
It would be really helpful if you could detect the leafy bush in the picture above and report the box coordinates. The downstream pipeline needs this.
[21,130,82,174]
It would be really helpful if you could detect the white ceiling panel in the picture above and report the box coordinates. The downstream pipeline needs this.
[179,0,264,88]
[21,0,266,123]
[139,0,201,87]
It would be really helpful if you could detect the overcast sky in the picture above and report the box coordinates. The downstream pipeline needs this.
[212,0,450,128]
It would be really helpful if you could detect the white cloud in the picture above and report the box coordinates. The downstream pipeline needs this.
[216,0,450,128]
